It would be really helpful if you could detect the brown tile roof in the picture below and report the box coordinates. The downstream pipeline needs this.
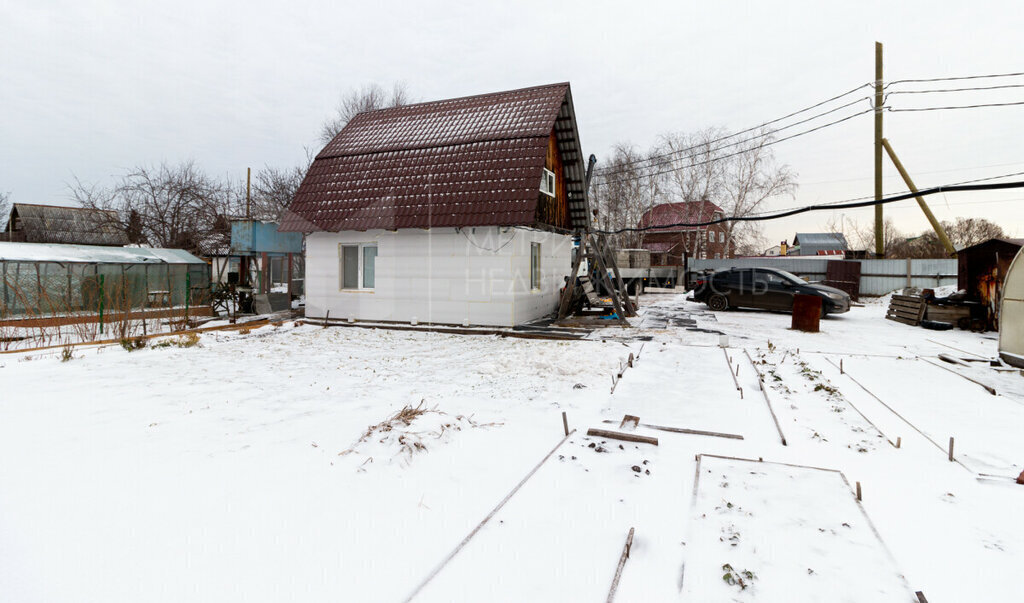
[280,83,590,232]
[638,201,725,232]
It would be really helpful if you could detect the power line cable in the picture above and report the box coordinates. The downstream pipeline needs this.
[748,169,1024,217]
[595,97,872,178]
[592,179,1024,234]
[594,109,873,185]
[886,71,1024,86]
[885,82,1024,95]
[887,100,1024,112]
[593,83,872,175]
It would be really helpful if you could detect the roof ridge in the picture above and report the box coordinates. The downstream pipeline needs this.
[353,82,570,118]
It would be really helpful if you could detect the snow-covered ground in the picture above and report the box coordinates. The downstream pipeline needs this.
[1,294,1022,602]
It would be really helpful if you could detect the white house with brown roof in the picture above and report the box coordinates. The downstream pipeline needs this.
[280,83,590,327]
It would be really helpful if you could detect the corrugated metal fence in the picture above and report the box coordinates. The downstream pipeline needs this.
[688,258,957,296]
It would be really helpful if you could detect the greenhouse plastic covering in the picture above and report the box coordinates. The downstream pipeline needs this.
[1,242,210,317]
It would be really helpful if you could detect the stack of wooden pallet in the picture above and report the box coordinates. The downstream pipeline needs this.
[886,294,926,326]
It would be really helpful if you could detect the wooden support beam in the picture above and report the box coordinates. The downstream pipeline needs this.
[743,349,788,446]
[921,357,997,395]
[598,234,636,316]
[401,430,576,602]
[605,527,635,603]
[586,234,628,326]
[586,428,658,446]
[603,419,743,440]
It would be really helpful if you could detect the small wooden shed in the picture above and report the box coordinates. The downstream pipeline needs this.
[957,238,1023,329]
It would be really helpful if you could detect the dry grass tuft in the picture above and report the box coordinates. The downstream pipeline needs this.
[339,400,501,465]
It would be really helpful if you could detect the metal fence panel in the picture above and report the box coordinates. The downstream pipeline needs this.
[688,258,958,296]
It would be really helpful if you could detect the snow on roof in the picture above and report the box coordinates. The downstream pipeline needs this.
[0,241,206,265]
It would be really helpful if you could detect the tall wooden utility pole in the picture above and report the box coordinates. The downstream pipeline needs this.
[874,42,885,257]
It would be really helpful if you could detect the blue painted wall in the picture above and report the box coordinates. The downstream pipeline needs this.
[230,220,303,255]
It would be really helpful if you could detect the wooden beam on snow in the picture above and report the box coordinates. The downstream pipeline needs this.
[586,428,658,446]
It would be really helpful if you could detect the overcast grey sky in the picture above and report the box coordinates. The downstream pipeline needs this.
[2,0,1022,244]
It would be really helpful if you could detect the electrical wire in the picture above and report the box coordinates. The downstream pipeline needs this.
[594,109,873,185]
[746,169,1024,217]
[885,82,1024,96]
[459,227,516,253]
[887,100,1024,112]
[591,180,1024,235]
[595,97,872,178]
[593,82,873,175]
[886,71,1024,86]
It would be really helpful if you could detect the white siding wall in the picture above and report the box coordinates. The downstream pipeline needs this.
[305,227,571,327]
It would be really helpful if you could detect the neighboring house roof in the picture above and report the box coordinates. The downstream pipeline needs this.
[6,203,128,246]
[792,232,849,250]
[279,83,590,233]
[956,237,1024,254]
[638,201,724,232]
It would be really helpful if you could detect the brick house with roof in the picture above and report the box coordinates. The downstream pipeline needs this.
[638,201,732,266]
[279,83,590,326]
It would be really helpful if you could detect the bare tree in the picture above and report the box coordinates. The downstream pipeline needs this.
[590,144,663,249]
[649,127,795,258]
[841,217,905,256]
[655,128,728,259]
[718,129,797,257]
[70,161,240,256]
[943,217,1005,248]
[319,82,411,144]
[243,149,315,222]
[832,215,1004,258]
[245,165,307,222]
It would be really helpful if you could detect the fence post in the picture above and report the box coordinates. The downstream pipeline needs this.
[906,257,912,289]
[98,273,105,335]
[185,270,191,322]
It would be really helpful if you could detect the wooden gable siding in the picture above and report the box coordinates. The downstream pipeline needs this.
[534,130,571,230]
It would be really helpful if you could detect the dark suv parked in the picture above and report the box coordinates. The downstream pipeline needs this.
[692,267,851,316]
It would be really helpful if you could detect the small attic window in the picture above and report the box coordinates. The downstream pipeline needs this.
[540,168,556,197]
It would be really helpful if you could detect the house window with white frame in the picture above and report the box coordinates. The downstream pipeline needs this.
[719,231,725,243]
[339,243,377,290]
[707,230,713,242]
[540,168,556,197]
[530,242,541,290]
